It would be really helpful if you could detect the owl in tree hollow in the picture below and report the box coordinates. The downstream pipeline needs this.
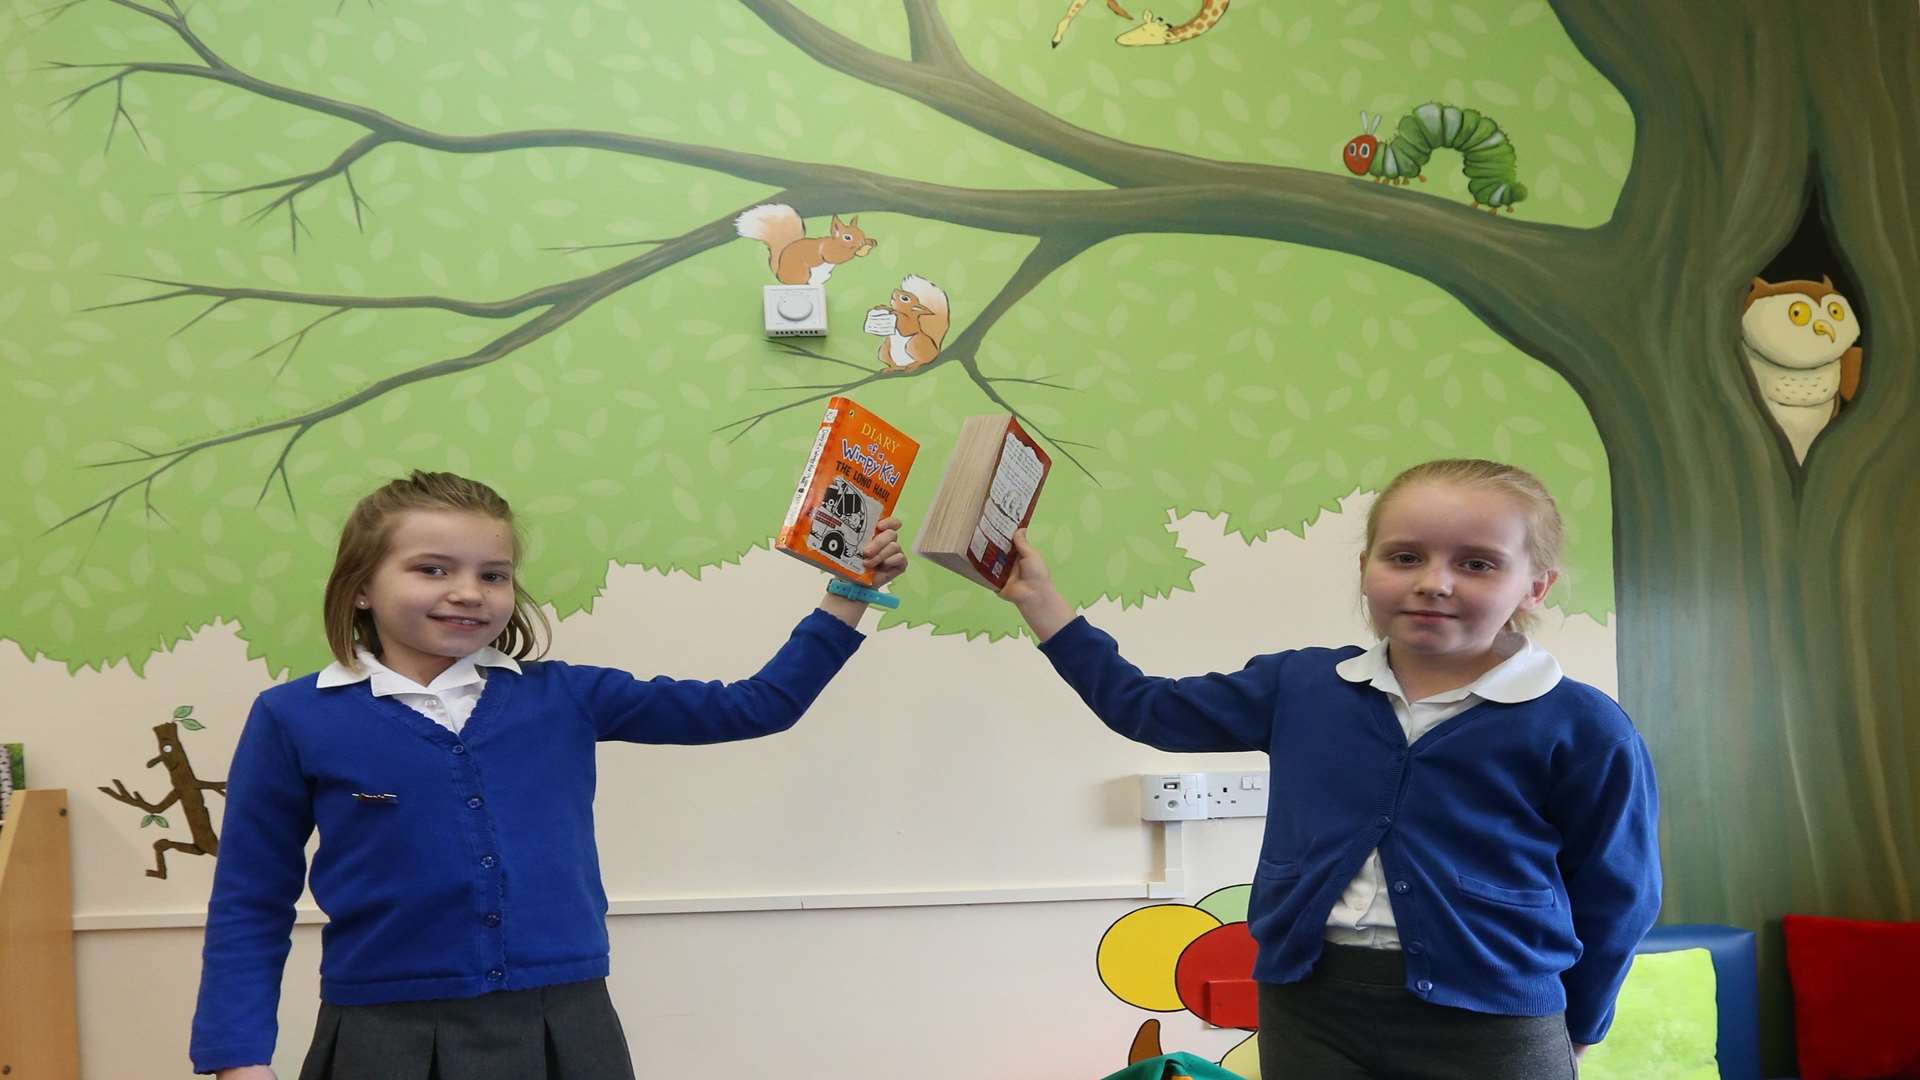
[1740,276,1863,463]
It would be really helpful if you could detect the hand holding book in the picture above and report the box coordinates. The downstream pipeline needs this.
[998,529,1077,643]
[861,517,908,587]
[914,415,1051,590]
[819,515,908,627]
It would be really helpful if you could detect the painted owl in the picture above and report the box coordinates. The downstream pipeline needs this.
[1740,276,1863,463]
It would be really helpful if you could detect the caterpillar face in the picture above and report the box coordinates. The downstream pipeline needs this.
[1343,133,1377,175]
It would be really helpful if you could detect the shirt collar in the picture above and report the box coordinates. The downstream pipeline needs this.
[1335,633,1561,705]
[316,645,520,696]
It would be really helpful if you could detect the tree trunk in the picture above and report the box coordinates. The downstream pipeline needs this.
[1551,3,1920,1070]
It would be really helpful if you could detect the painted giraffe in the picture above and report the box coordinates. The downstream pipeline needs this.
[1051,0,1133,47]
[1050,0,1230,48]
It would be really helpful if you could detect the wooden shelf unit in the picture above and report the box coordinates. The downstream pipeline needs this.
[0,789,82,1080]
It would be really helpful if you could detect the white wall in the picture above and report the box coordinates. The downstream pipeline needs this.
[9,495,1617,1078]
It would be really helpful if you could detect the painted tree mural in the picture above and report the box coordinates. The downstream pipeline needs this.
[3,1,1914,1068]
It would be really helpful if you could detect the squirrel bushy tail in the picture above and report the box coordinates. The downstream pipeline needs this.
[901,274,951,344]
[734,203,805,277]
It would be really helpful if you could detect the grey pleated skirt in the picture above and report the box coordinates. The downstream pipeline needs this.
[297,978,636,1080]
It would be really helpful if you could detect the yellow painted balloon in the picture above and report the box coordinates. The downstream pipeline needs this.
[1096,903,1221,1010]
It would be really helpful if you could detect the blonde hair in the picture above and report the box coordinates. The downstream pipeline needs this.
[1362,458,1564,635]
[322,471,551,668]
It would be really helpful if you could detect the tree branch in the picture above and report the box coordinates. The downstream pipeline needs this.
[60,0,1590,341]
[98,778,174,814]
[714,368,904,444]
[89,274,553,321]
[769,339,884,376]
[739,0,1203,187]
[901,0,965,68]
[190,133,383,251]
[52,210,750,536]
[256,306,349,378]
[946,234,1104,481]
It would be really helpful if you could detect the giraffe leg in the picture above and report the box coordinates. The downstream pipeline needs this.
[1052,0,1093,46]
[1105,0,1135,16]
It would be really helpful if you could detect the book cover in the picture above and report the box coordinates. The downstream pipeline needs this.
[775,397,920,585]
[0,743,21,827]
[917,415,1052,591]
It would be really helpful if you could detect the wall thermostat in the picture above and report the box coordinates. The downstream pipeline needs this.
[763,284,828,337]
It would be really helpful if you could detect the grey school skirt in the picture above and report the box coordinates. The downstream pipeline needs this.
[298,978,636,1080]
[1257,944,1578,1080]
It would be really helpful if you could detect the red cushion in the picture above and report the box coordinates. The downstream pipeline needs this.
[1782,914,1920,1080]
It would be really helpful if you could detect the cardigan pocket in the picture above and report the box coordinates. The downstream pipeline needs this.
[1256,858,1300,881]
[1248,857,1303,941]
[1456,873,1556,909]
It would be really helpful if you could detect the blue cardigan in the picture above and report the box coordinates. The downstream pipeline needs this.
[1039,617,1660,1045]
[190,610,864,1074]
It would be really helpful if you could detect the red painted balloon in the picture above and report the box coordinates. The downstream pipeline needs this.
[1174,921,1259,1026]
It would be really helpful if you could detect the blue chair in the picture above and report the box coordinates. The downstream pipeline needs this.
[1633,924,1762,1080]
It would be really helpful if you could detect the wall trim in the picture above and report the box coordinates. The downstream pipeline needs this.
[71,881,1167,932]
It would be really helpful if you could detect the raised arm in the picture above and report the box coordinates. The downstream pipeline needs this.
[566,608,866,745]
[1004,530,1279,753]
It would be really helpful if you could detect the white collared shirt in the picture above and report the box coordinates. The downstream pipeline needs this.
[315,646,522,735]
[1323,633,1563,948]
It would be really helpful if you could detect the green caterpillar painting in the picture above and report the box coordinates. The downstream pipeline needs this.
[1342,104,1528,213]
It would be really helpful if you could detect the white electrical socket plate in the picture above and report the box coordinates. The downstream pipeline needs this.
[1201,770,1268,818]
[1139,772,1208,821]
[1138,770,1268,821]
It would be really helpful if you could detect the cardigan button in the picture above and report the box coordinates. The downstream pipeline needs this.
[451,744,467,755]
[484,913,502,927]
[1405,941,1425,955]
[1376,814,1393,827]
[480,854,497,869]
[1392,880,1410,894]
[467,796,484,809]
[1415,979,1433,993]
[486,968,504,981]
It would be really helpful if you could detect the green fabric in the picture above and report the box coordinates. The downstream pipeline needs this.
[1578,947,1720,1080]
[1098,1051,1245,1080]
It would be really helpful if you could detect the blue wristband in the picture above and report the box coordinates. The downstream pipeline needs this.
[826,577,900,608]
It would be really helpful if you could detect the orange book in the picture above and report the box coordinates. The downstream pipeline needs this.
[775,397,920,585]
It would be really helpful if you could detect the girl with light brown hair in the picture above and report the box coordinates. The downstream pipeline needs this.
[192,470,906,1079]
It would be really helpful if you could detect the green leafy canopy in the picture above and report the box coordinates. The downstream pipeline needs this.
[0,0,1624,676]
